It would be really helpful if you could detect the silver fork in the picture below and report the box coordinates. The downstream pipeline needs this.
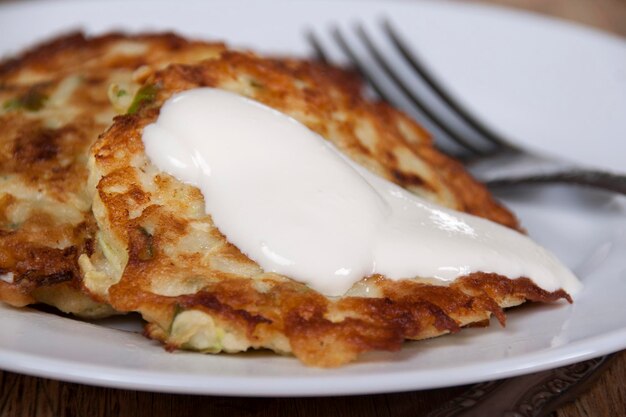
[308,23,618,416]
[306,22,626,195]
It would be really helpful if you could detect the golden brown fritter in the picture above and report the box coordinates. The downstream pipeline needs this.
[82,50,570,366]
[0,32,225,316]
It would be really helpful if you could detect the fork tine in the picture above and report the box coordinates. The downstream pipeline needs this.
[383,20,516,151]
[305,28,477,160]
[329,27,394,102]
[353,25,487,156]
[305,30,329,64]
[306,28,475,160]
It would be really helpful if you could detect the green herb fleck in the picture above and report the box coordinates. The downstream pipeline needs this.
[3,99,21,111]
[250,79,264,89]
[116,89,128,97]
[137,226,154,261]
[3,88,48,112]
[168,304,183,334]
[127,84,158,115]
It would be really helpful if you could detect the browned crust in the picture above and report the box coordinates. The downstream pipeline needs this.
[118,270,570,367]
[0,31,214,80]
[0,32,226,313]
[413,145,519,228]
[0,210,95,306]
[0,32,89,78]
[0,115,96,198]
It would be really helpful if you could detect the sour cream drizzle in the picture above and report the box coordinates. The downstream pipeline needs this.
[142,88,582,297]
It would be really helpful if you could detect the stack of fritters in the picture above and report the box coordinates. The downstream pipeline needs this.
[0,33,224,316]
[1,33,570,366]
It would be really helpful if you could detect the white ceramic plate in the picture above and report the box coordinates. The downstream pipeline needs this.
[1,0,625,396]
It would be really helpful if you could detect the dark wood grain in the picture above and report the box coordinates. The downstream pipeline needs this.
[556,351,626,417]
[0,351,624,417]
[0,370,465,417]
[473,0,626,37]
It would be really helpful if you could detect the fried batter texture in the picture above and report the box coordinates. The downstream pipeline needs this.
[81,51,570,366]
[0,33,224,316]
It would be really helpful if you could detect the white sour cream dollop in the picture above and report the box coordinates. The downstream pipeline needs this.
[142,88,582,297]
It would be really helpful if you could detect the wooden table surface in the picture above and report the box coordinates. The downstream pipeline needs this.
[1,0,625,416]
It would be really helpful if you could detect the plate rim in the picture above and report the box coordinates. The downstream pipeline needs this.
[1,303,625,396]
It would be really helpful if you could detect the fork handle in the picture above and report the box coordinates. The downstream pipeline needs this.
[486,170,626,195]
